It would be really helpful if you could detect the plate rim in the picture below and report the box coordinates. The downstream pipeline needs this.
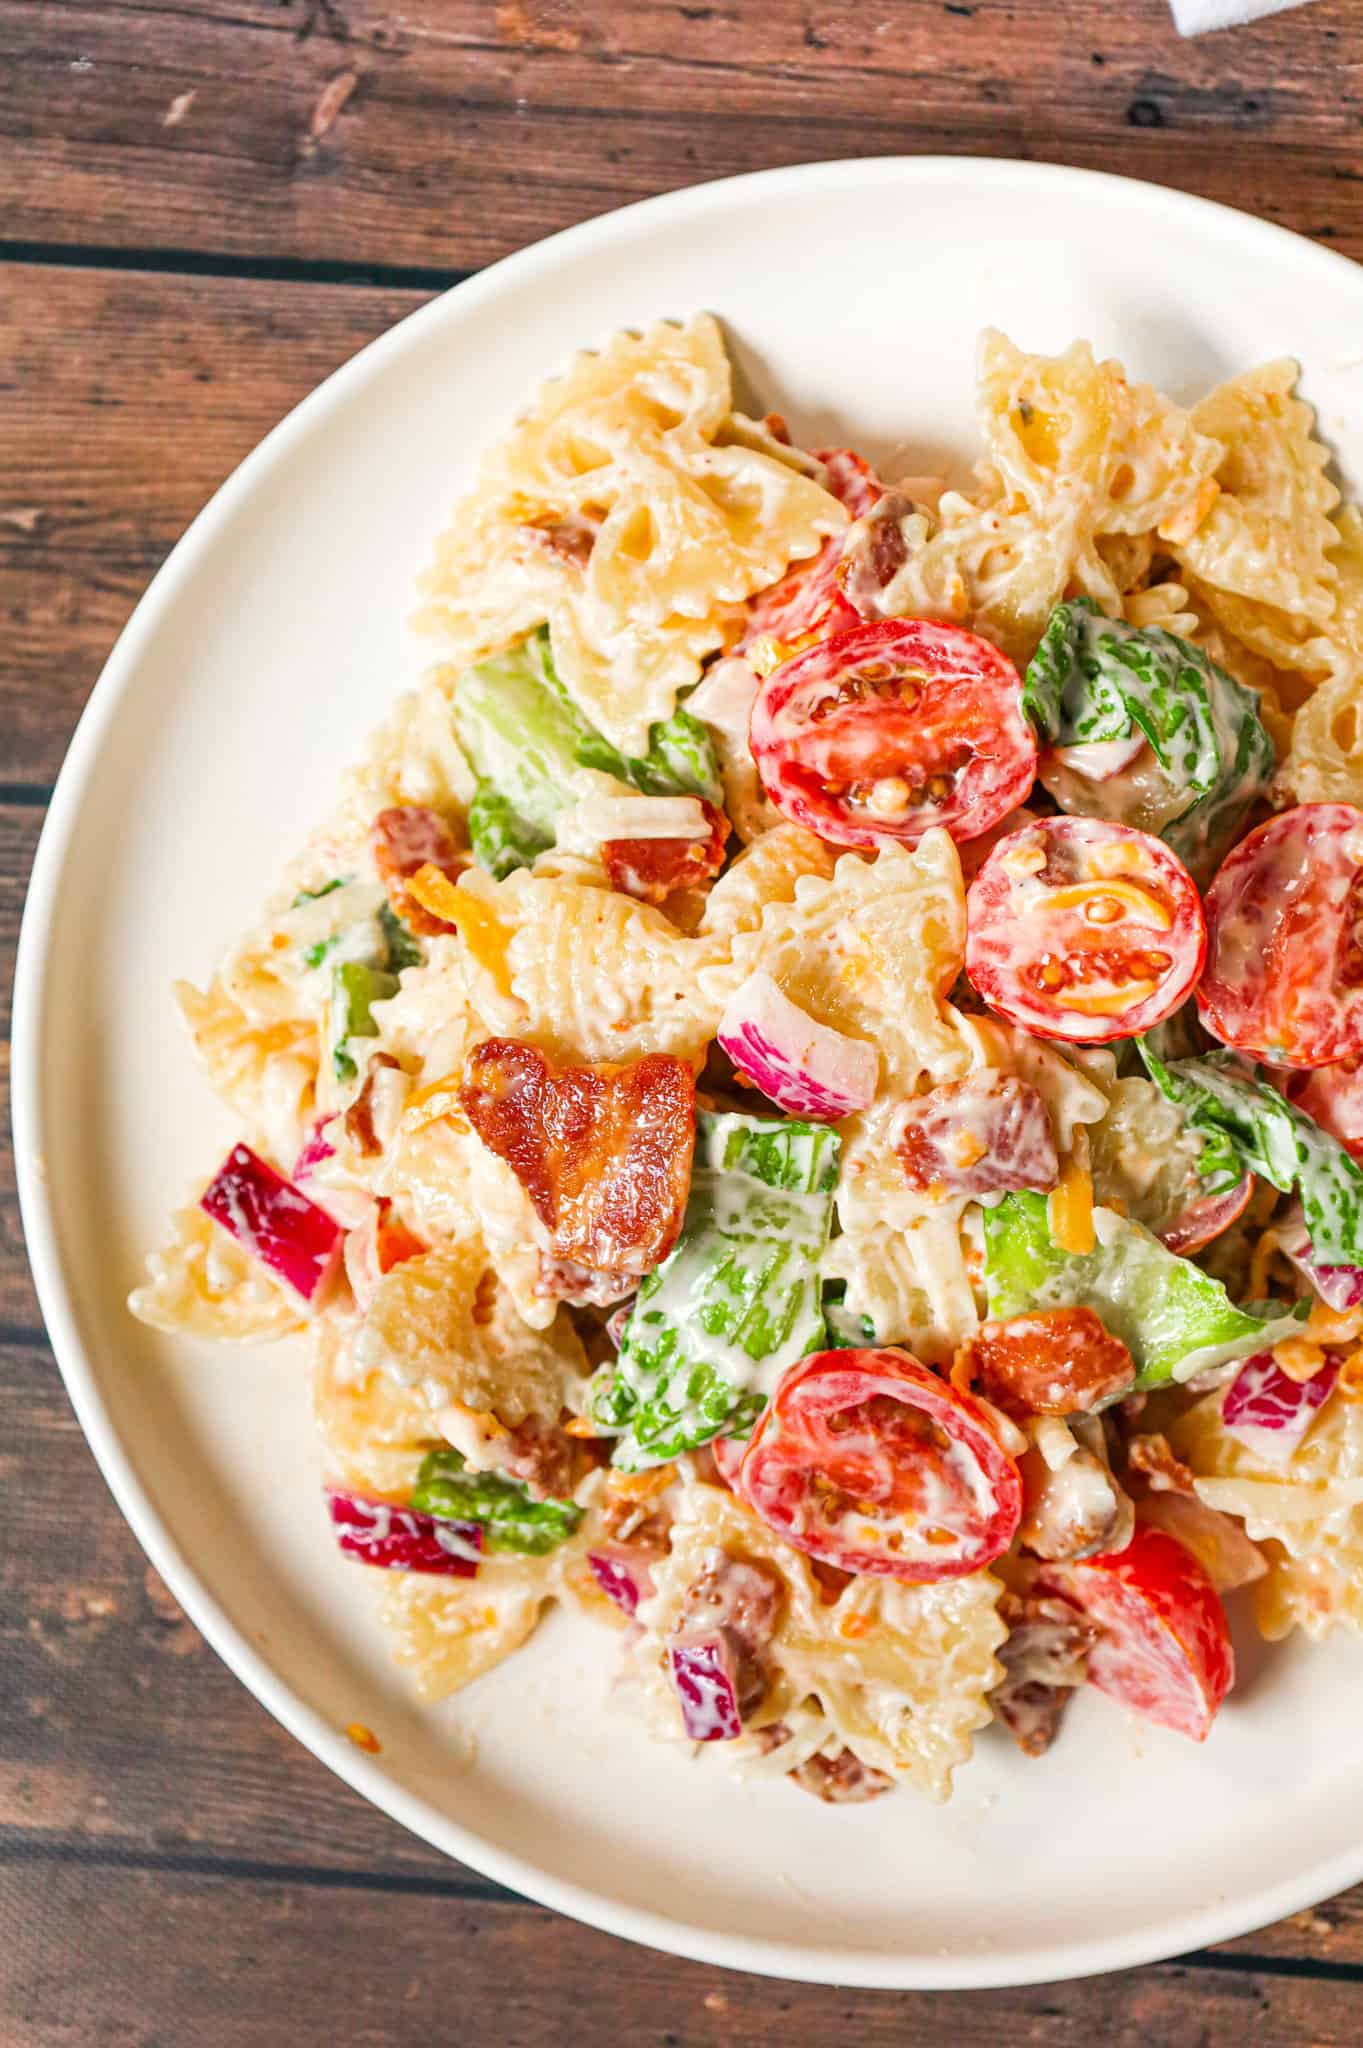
[16,154,1363,1989]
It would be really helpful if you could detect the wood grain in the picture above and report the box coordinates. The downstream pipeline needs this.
[0,264,429,787]
[2,0,1361,274]
[10,1,1363,2019]
[6,1861,1363,2046]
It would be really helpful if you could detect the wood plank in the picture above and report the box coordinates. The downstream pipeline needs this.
[5,1862,1363,2045]
[0,263,429,786]
[0,804,43,1333]
[2,0,1361,273]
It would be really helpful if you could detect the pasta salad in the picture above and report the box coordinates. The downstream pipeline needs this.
[132,315,1363,1805]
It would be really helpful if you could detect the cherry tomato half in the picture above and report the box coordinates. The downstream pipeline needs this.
[734,1348,1022,1582]
[1199,804,1363,1069]
[1037,1523,1234,1742]
[965,816,1206,1043]
[750,618,1038,850]
[740,449,885,652]
[1292,1054,1363,1160]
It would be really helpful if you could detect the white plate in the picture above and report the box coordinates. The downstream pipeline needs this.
[17,158,1363,1989]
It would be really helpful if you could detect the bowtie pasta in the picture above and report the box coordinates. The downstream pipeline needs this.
[134,313,1363,1804]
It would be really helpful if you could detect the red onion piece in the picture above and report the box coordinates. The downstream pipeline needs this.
[293,1116,338,1183]
[668,1631,744,1741]
[1157,1172,1254,1258]
[1221,1350,1339,1466]
[201,1142,344,1304]
[1276,1212,1363,1312]
[327,1489,482,1576]
[718,970,877,1122]
[587,1545,655,1616]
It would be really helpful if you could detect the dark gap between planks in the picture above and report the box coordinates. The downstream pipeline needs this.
[0,241,472,295]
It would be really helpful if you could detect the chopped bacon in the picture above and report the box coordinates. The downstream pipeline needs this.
[438,1404,580,1503]
[960,1308,1134,1420]
[343,1052,402,1158]
[1126,1431,1197,1496]
[537,1253,637,1309]
[673,1548,786,1722]
[837,488,915,617]
[761,412,793,445]
[1021,1445,1134,1563]
[896,1074,1059,1201]
[789,1749,895,1804]
[459,1040,696,1279]
[371,805,467,936]
[991,1589,1097,1759]
[603,800,731,905]
[520,516,598,568]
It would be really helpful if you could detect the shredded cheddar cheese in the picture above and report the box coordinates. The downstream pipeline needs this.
[401,1072,468,1134]
[1048,1156,1095,1256]
[406,864,516,997]
[1272,1337,1328,1384]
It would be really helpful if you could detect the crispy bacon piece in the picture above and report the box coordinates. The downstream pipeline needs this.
[673,1549,786,1721]
[438,1404,581,1503]
[991,1589,1097,1759]
[896,1074,1059,1201]
[459,1039,696,1278]
[371,805,467,936]
[961,1308,1134,1420]
[1126,1431,1197,1496]
[790,1749,895,1804]
[1021,1442,1134,1563]
[603,800,731,905]
[537,1253,636,1309]
[519,515,598,568]
[343,1052,402,1158]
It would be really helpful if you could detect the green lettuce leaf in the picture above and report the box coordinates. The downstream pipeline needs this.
[413,1448,583,1556]
[983,1190,1303,1389]
[587,1112,840,1469]
[1137,1043,1363,1268]
[452,630,724,878]
[1024,598,1274,873]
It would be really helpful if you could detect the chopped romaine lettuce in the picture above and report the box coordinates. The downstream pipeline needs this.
[378,901,423,973]
[412,1448,583,1556]
[822,1281,876,1349]
[1138,1043,1363,1268]
[330,959,398,1084]
[467,780,554,881]
[983,1191,1303,1389]
[292,876,348,908]
[452,630,723,877]
[587,1112,840,1468]
[1023,599,1274,873]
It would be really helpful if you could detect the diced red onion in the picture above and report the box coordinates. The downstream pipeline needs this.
[1221,1350,1339,1467]
[326,1489,482,1576]
[293,1116,338,1183]
[668,1630,744,1741]
[1157,1172,1254,1258]
[718,970,877,1121]
[201,1142,344,1304]
[1276,1212,1363,1312]
[587,1545,655,1616]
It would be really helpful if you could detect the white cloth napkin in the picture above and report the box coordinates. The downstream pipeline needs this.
[1171,0,1311,32]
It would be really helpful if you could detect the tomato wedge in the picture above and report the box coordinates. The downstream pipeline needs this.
[1200,804,1363,1068]
[966,816,1206,1043]
[740,449,885,652]
[1037,1524,1234,1741]
[1292,1054,1363,1160]
[733,1348,1022,1582]
[749,618,1038,850]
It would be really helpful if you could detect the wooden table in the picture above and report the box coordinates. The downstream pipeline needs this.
[6,2,1363,2037]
